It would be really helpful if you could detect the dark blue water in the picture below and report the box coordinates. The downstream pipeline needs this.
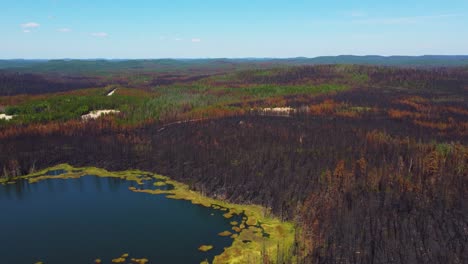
[0,176,237,264]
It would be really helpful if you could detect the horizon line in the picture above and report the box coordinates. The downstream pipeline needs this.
[2,55,468,61]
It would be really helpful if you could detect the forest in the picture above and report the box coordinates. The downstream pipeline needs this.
[0,59,467,263]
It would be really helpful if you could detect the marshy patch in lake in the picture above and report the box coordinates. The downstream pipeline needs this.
[0,164,295,263]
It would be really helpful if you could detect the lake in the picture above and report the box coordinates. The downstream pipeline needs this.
[0,173,239,264]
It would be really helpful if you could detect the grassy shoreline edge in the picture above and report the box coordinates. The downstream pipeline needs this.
[2,163,296,264]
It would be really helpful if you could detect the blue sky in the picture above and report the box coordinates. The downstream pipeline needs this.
[1,0,467,58]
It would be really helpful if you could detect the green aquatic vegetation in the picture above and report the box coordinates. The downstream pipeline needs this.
[20,164,296,264]
[223,211,235,219]
[154,181,167,187]
[130,258,149,264]
[97,253,148,264]
[214,221,296,264]
[112,257,126,263]
[246,216,257,226]
[18,164,156,185]
[135,177,296,263]
[218,231,233,237]
[198,245,214,252]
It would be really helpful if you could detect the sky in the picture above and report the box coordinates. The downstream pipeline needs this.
[1,0,468,58]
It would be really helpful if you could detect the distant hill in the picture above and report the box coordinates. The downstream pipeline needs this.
[0,56,467,75]
[281,55,468,67]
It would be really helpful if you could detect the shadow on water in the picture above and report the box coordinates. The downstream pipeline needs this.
[0,175,235,264]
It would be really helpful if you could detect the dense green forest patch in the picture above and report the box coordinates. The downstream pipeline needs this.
[0,74,350,126]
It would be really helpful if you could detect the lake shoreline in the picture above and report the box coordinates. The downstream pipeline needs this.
[3,163,296,264]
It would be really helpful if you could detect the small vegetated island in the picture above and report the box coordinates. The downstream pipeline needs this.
[0,57,467,264]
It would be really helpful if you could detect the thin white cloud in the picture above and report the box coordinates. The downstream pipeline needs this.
[191,38,201,43]
[23,30,31,33]
[91,32,108,38]
[21,22,40,28]
[353,14,461,25]
[57,28,71,33]
[175,37,183,41]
